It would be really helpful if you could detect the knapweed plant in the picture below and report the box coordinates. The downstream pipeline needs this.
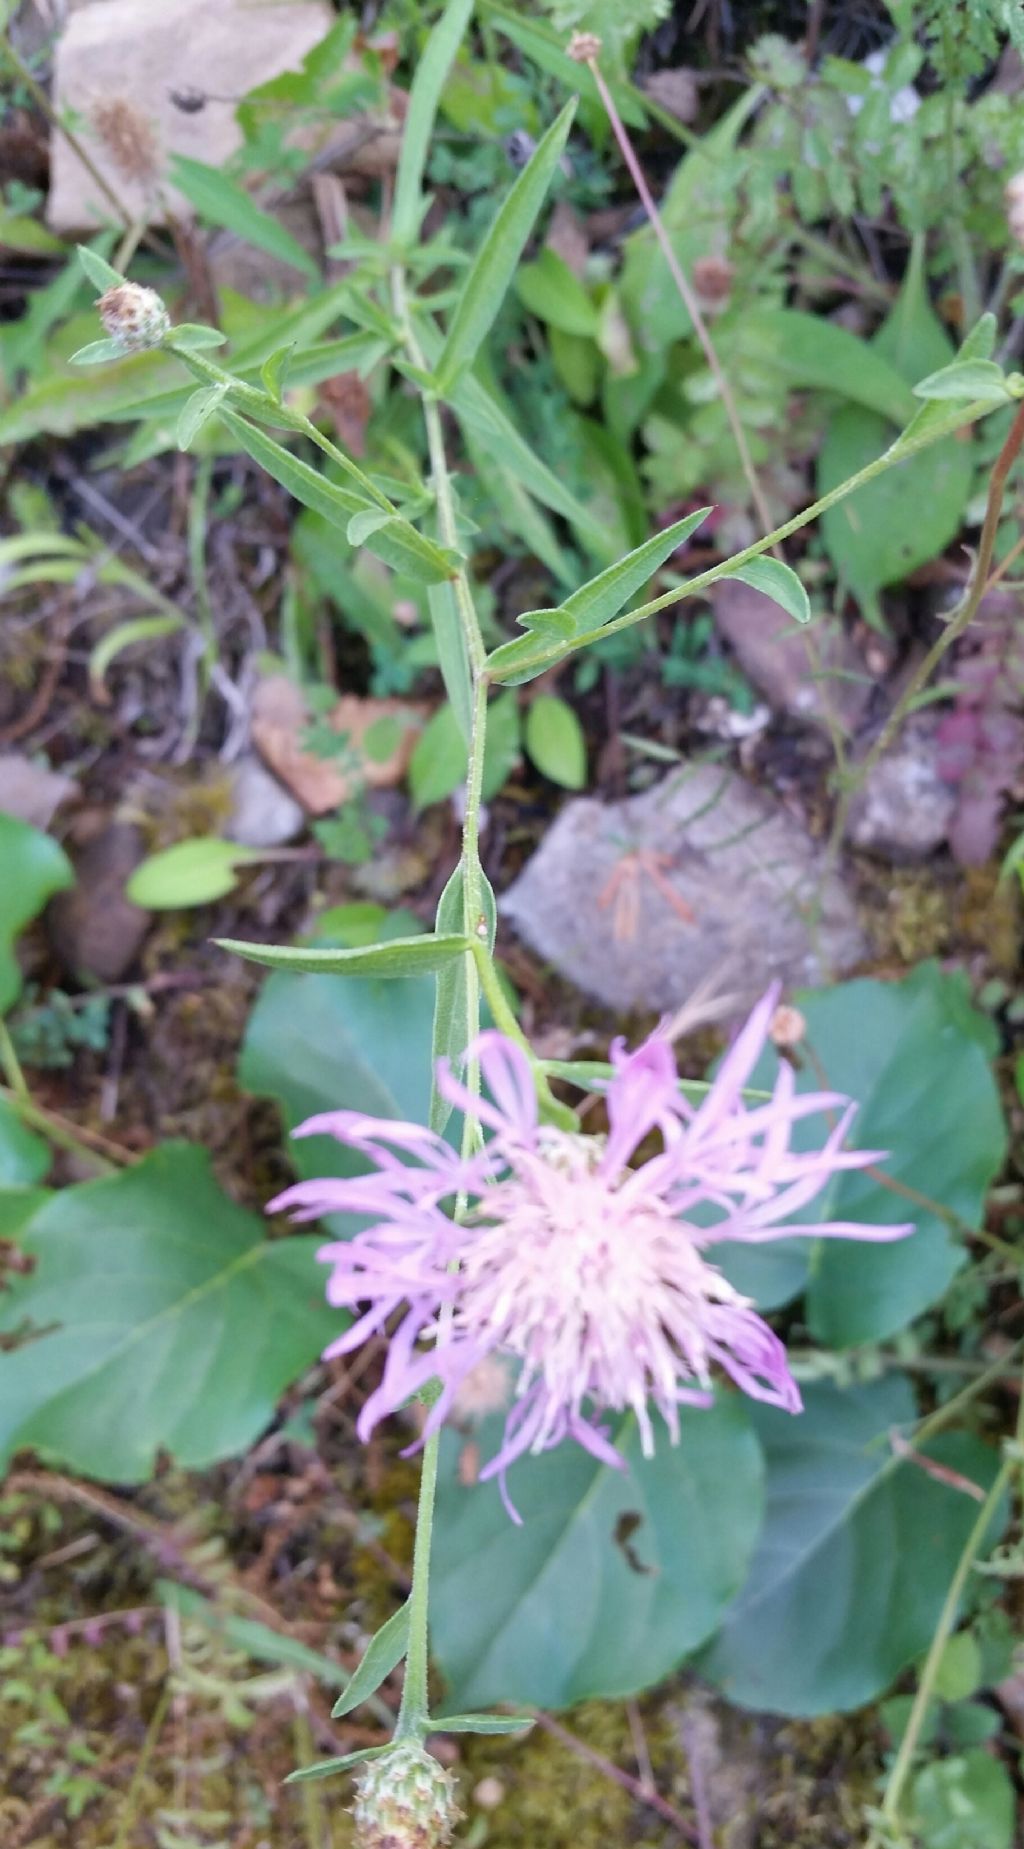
[66,4,1024,1840]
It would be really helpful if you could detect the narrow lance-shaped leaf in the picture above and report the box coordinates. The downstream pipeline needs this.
[487,506,710,682]
[75,243,124,291]
[285,1746,392,1786]
[217,409,459,586]
[912,358,1012,404]
[169,155,319,279]
[217,932,476,978]
[435,98,577,392]
[332,1601,412,1718]
[718,557,811,626]
[392,0,476,246]
[433,1713,535,1735]
[89,613,187,697]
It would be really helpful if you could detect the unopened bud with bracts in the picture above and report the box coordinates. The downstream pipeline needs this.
[353,1743,460,1849]
[566,31,602,63]
[1007,172,1024,248]
[96,282,169,354]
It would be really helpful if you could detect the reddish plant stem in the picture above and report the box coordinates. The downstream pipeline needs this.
[586,54,776,543]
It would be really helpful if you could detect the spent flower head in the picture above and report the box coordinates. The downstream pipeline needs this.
[271,988,912,1517]
[96,282,170,354]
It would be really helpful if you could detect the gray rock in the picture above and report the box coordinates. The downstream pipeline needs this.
[47,0,333,231]
[500,765,867,1015]
[844,714,955,861]
[710,579,871,736]
[226,755,305,850]
[0,753,78,830]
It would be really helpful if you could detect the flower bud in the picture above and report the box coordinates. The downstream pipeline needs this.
[1007,172,1024,248]
[566,31,602,63]
[769,1004,806,1050]
[96,282,170,354]
[353,1743,459,1849]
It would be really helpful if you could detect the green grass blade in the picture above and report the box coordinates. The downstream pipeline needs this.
[434,98,576,392]
[392,0,476,246]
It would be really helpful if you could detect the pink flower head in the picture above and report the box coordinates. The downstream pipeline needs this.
[270,989,912,1519]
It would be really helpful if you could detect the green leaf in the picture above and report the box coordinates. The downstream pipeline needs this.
[219,932,472,978]
[433,1713,534,1735]
[0,815,74,1014]
[409,704,468,810]
[720,557,810,625]
[165,323,227,351]
[75,244,124,291]
[429,580,473,740]
[0,1099,50,1185]
[285,1746,391,1786]
[0,1143,337,1479]
[524,694,587,789]
[699,1380,1006,1716]
[435,98,577,391]
[89,613,187,692]
[260,343,294,403]
[169,155,318,279]
[431,1396,763,1710]
[483,2,647,129]
[217,409,459,586]
[819,407,974,623]
[913,358,1011,404]
[176,381,230,449]
[69,338,125,367]
[431,863,496,1135]
[909,1749,1015,1849]
[238,916,441,1236]
[0,1186,50,1240]
[331,1601,411,1717]
[743,308,917,421]
[818,264,973,622]
[717,965,1005,1341]
[126,838,261,910]
[487,507,710,683]
[515,249,598,337]
[392,0,476,247]
[160,1583,349,1685]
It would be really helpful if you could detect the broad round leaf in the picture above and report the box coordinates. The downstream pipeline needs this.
[239,928,440,1237]
[127,837,260,909]
[431,1396,763,1710]
[698,1379,1005,1716]
[716,964,1005,1344]
[0,1143,336,1480]
[0,814,74,1013]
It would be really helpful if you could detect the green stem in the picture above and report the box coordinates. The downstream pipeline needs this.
[167,346,398,516]
[394,1417,441,1739]
[876,1452,1012,1832]
[386,260,495,1740]
[0,1084,121,1173]
[484,397,1002,683]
